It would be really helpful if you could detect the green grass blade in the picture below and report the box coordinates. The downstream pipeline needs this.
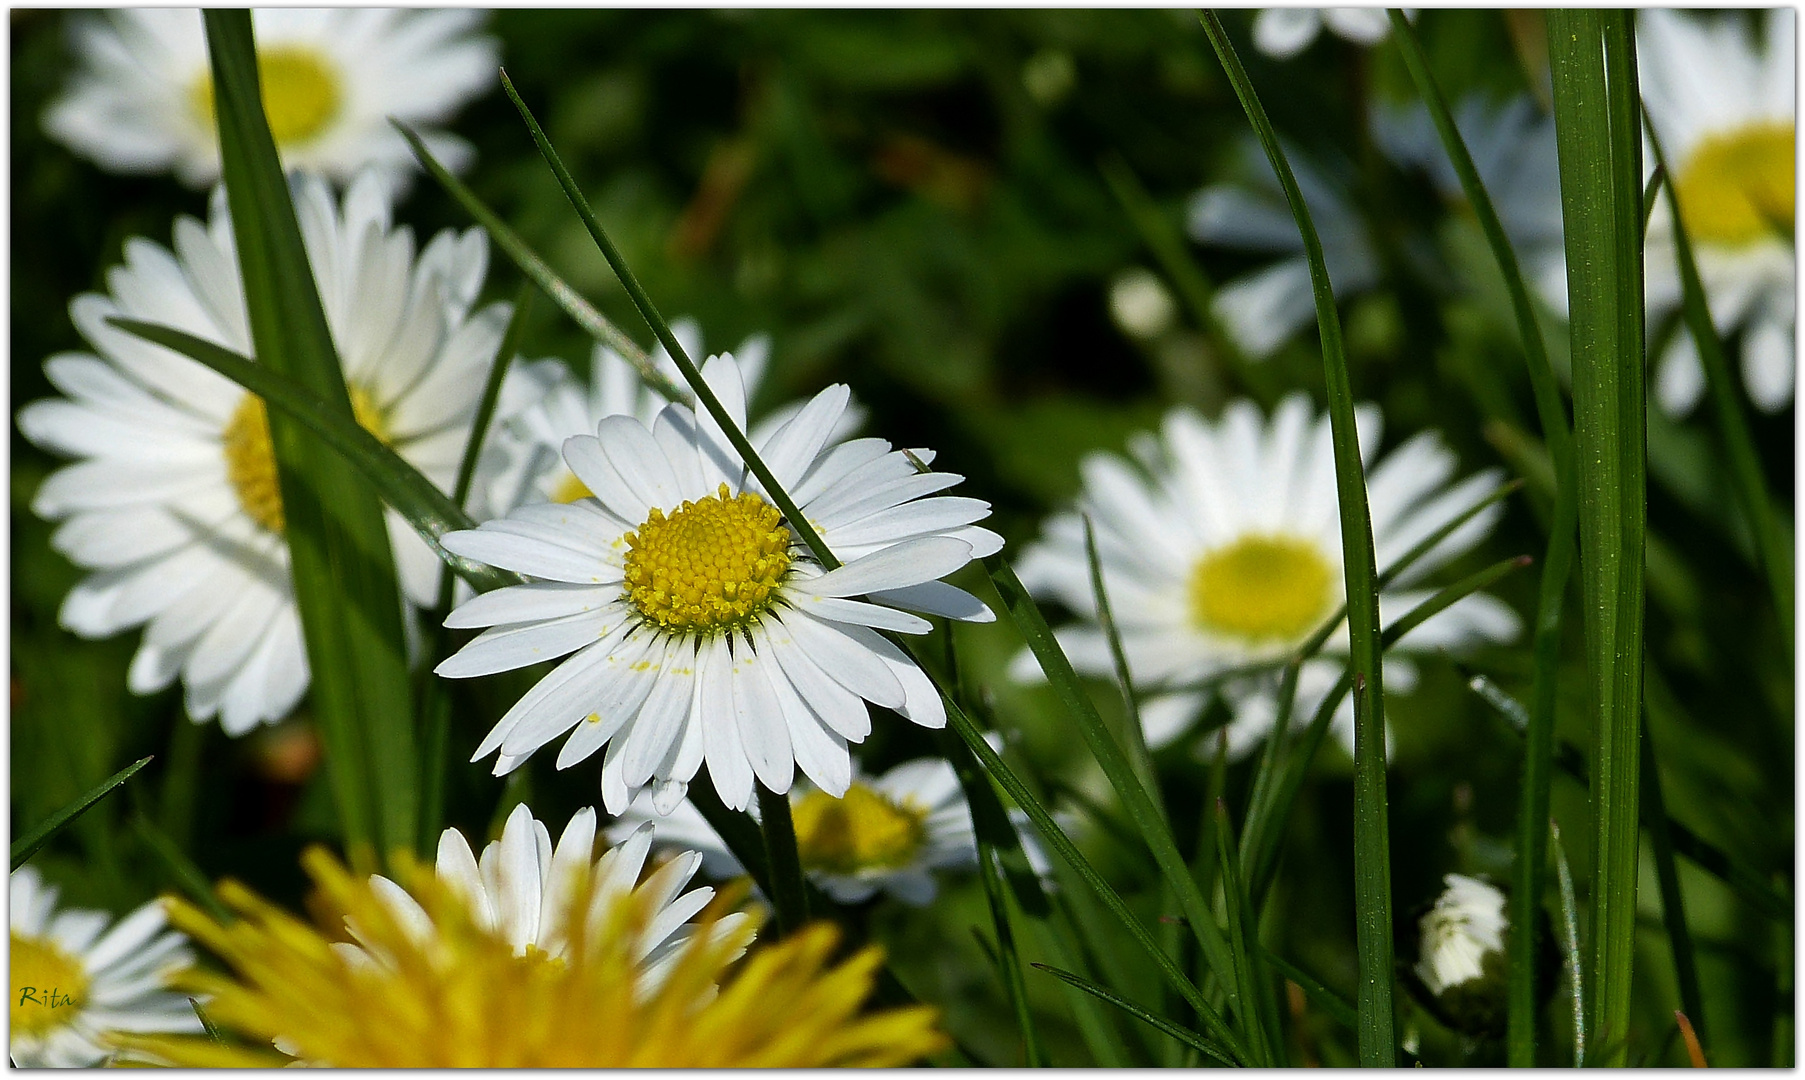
[977,845,1046,1066]
[1547,11,1647,1063]
[10,756,151,870]
[451,283,534,517]
[1030,963,1237,1067]
[983,554,1259,1060]
[1215,798,1283,1065]
[130,813,234,926]
[1199,15,1392,1059]
[755,785,811,936]
[1263,949,1359,1031]
[188,999,226,1045]
[392,122,686,407]
[1549,817,1586,1066]
[107,318,519,594]
[1081,515,1165,824]
[1638,714,1707,1053]
[1642,117,1793,653]
[204,11,418,870]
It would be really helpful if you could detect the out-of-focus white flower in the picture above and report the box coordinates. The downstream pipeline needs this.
[1014,393,1519,760]
[9,867,201,1067]
[1109,268,1178,342]
[17,171,510,734]
[1413,872,1509,1038]
[44,9,497,197]
[1639,8,1795,415]
[1251,8,1395,61]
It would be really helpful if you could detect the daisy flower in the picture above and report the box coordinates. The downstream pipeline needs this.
[1187,137,1379,359]
[1013,393,1520,760]
[1411,873,1509,1037]
[1251,8,1394,61]
[358,803,748,992]
[605,735,1052,906]
[9,866,201,1067]
[17,170,511,735]
[435,353,1000,814]
[1639,8,1795,415]
[44,9,497,196]
[124,847,946,1067]
[484,317,862,518]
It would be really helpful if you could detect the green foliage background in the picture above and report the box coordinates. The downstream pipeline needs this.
[8,9,1793,1066]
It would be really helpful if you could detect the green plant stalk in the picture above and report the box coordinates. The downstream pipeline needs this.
[755,784,811,936]
[1548,11,1647,1063]
[499,72,839,576]
[687,781,775,899]
[157,718,204,852]
[392,123,686,407]
[983,554,1259,1060]
[1081,515,1166,824]
[1638,715,1706,1052]
[1031,963,1236,1067]
[1550,818,1586,1066]
[977,845,1046,1066]
[1642,118,1793,653]
[11,756,151,870]
[204,11,419,870]
[1215,798,1283,1066]
[1384,14,1584,1065]
[940,687,1250,1064]
[131,813,234,926]
[1199,15,1392,1060]
[107,319,518,594]
[1264,949,1359,1030]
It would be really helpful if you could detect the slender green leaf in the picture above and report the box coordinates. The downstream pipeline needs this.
[1639,715,1707,1053]
[1643,116,1793,652]
[1215,798,1281,1066]
[755,785,811,936]
[1548,11,1647,1063]
[977,846,1045,1066]
[205,12,417,869]
[11,756,151,870]
[132,814,233,926]
[1550,817,1586,1067]
[1081,515,1165,824]
[189,999,226,1045]
[1030,963,1236,1067]
[1264,949,1359,1031]
[392,122,688,407]
[107,318,519,595]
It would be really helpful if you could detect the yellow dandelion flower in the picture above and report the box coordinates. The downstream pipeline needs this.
[120,847,946,1068]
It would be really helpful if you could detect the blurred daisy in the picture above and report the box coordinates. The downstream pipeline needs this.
[44,9,497,196]
[9,866,201,1067]
[1187,138,1379,359]
[606,736,1052,906]
[1640,8,1795,415]
[484,317,861,518]
[1412,873,1508,1037]
[125,848,945,1067]
[1251,8,1394,61]
[436,353,999,813]
[358,803,748,992]
[17,171,510,735]
[1014,393,1520,760]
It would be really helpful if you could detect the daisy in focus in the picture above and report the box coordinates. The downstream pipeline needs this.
[606,736,1051,906]
[17,171,510,735]
[1639,8,1796,415]
[1251,8,1393,61]
[44,9,497,196]
[357,803,748,991]
[9,866,201,1067]
[123,847,945,1067]
[485,317,861,518]
[1013,393,1520,760]
[436,352,999,813]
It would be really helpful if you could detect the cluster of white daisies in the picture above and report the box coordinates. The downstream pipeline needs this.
[15,6,1787,1066]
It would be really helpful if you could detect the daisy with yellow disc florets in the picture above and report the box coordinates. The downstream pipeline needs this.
[1014,393,1519,760]
[44,9,497,195]
[17,171,511,735]
[437,353,999,813]
[9,867,202,1067]
[124,843,945,1068]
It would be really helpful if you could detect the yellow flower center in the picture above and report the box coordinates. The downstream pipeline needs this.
[791,783,930,877]
[190,46,344,147]
[552,471,595,504]
[10,933,89,1039]
[1673,122,1795,247]
[1188,534,1336,643]
[622,483,793,633]
[223,386,390,535]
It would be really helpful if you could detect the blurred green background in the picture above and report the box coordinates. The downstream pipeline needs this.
[9,8,1793,1066]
